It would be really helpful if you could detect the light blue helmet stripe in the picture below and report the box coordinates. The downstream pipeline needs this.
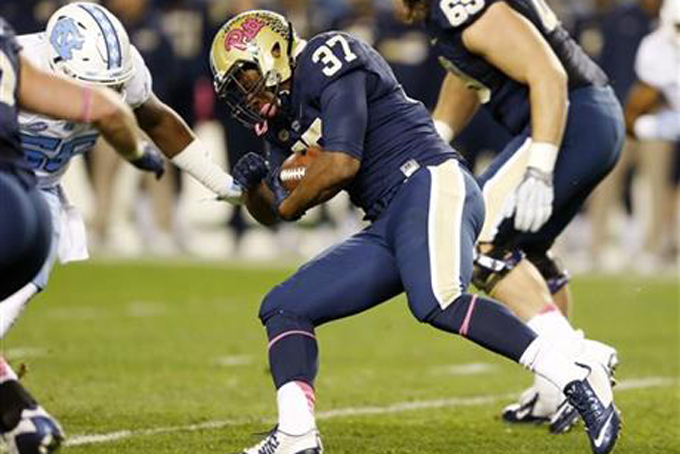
[78,3,122,70]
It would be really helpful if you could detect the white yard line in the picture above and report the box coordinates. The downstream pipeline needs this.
[64,376,677,447]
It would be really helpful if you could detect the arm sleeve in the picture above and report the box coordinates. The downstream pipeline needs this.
[125,45,153,109]
[320,70,368,160]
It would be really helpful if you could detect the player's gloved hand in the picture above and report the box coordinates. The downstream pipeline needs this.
[216,179,244,205]
[131,142,165,179]
[232,152,269,191]
[265,167,292,219]
[512,141,559,232]
[514,167,554,232]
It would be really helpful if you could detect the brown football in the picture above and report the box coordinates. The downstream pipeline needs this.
[279,146,322,191]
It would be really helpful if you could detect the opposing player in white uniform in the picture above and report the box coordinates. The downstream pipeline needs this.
[626,0,680,141]
[1,3,244,453]
[0,2,243,336]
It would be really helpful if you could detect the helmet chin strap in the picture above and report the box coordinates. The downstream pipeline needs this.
[286,20,297,72]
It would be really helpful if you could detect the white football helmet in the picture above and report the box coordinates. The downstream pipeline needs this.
[45,2,134,86]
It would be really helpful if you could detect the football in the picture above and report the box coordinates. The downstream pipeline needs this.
[279,146,322,191]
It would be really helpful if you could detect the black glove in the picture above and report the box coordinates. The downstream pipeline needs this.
[232,152,269,191]
[265,166,290,215]
[130,142,165,179]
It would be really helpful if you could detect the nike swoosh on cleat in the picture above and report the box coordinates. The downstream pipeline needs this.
[594,412,615,448]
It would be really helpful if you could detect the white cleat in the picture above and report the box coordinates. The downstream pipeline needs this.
[502,374,562,424]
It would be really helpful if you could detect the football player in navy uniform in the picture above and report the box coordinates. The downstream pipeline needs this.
[211,11,620,454]
[401,0,625,429]
[0,15,143,454]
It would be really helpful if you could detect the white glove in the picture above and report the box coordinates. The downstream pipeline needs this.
[514,168,554,232]
[513,141,559,232]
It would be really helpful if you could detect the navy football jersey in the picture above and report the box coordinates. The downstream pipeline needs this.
[426,0,608,134]
[0,17,25,172]
[266,31,458,220]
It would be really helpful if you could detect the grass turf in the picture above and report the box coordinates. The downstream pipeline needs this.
[1,260,678,453]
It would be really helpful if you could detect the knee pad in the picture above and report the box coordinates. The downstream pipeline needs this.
[472,245,524,294]
[525,251,570,295]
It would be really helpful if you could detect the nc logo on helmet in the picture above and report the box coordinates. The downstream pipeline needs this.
[49,17,85,61]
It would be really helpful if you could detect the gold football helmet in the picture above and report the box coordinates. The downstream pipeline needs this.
[210,10,302,129]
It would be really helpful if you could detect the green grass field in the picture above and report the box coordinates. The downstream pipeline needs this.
[1,261,678,454]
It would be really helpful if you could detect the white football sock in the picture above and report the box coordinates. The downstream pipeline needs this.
[0,283,39,339]
[0,356,18,384]
[277,381,316,435]
[527,305,582,358]
[520,336,588,391]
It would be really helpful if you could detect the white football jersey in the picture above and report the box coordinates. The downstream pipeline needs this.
[635,28,680,112]
[17,32,153,188]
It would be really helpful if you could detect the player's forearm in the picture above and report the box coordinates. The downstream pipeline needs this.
[528,70,568,147]
[138,102,194,158]
[279,152,358,220]
[432,73,480,142]
[134,97,239,199]
[90,89,142,161]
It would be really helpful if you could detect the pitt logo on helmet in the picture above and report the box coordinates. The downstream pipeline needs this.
[224,18,265,52]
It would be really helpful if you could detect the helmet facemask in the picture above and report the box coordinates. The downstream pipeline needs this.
[214,61,284,135]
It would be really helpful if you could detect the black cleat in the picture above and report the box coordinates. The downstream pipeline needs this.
[550,344,619,434]
[2,406,64,454]
[563,365,620,454]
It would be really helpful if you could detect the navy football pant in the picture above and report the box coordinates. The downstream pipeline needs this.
[260,160,536,388]
[0,171,51,300]
[477,86,625,254]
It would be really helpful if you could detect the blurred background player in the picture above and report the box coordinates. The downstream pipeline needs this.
[0,2,244,340]
[574,0,674,272]
[623,0,680,264]
[0,13,143,454]
[212,10,619,454]
[401,0,624,430]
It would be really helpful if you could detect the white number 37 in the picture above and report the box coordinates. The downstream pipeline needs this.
[440,0,485,27]
[312,35,358,77]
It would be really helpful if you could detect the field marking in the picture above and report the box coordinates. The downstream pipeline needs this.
[2,347,48,359]
[63,376,677,447]
[214,355,253,367]
[431,362,496,376]
[125,301,168,318]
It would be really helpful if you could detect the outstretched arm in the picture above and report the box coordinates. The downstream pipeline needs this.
[134,93,241,201]
[18,56,140,161]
